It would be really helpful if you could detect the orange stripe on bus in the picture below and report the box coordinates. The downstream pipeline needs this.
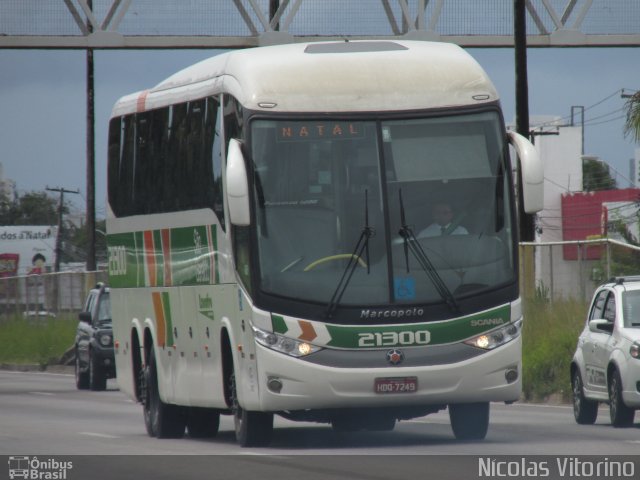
[143,230,156,287]
[136,90,149,113]
[152,292,167,347]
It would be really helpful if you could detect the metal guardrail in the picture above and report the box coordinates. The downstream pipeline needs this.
[520,238,640,302]
[0,0,639,48]
[0,270,107,317]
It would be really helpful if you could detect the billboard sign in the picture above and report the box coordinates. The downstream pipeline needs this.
[0,226,57,276]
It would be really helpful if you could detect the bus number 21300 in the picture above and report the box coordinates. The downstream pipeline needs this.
[358,330,431,347]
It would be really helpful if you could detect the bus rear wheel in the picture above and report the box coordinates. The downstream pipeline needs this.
[229,370,273,447]
[449,402,489,441]
[143,345,185,439]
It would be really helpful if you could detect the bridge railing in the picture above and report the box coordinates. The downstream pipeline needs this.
[1,0,639,48]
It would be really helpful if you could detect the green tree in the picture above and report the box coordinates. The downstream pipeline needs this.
[0,191,67,226]
[582,158,617,191]
[64,219,107,264]
[624,91,640,143]
[0,191,17,224]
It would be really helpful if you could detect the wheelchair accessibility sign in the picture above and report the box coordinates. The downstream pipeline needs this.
[394,276,416,300]
[8,456,73,479]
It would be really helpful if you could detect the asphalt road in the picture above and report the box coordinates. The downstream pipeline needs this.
[1,370,639,479]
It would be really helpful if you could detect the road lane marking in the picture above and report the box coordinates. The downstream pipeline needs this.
[79,432,120,439]
[29,391,54,396]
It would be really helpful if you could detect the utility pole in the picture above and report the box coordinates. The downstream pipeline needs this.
[86,0,97,272]
[46,186,80,272]
[514,0,535,242]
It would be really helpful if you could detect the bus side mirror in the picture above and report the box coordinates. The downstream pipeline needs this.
[508,131,543,214]
[226,138,251,226]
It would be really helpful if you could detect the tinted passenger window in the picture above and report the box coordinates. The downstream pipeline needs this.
[603,294,616,323]
[589,290,608,320]
[107,96,224,223]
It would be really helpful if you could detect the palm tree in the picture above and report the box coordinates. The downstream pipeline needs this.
[624,91,640,143]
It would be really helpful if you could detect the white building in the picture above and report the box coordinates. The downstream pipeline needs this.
[510,116,595,299]
[0,162,16,202]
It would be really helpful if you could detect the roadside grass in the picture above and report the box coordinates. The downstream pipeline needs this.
[522,296,588,402]
[0,314,76,368]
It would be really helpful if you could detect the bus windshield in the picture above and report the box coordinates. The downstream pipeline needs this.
[250,111,514,311]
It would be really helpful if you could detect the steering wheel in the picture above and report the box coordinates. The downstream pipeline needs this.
[303,254,368,272]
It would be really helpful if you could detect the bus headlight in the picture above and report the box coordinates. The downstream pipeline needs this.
[464,320,522,350]
[252,326,323,358]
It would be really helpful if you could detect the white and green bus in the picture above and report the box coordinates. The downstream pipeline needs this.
[107,40,542,446]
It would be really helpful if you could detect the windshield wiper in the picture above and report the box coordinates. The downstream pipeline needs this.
[398,190,460,313]
[326,190,374,318]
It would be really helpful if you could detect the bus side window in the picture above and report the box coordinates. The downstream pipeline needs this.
[224,95,250,289]
[121,115,136,215]
[107,117,123,216]
[210,96,225,230]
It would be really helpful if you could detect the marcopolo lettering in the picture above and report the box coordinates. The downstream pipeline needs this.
[360,307,424,319]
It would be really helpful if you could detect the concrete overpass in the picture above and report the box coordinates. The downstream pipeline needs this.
[0,0,639,49]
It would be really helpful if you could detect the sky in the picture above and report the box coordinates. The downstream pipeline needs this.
[0,46,638,219]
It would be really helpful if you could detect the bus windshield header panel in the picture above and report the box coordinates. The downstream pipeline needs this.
[250,111,515,322]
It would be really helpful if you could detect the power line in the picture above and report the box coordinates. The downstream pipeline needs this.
[530,89,625,129]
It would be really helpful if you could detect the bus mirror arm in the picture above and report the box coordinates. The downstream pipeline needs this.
[508,131,544,214]
[226,138,251,226]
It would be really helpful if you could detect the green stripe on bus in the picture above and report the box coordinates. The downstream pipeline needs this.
[324,305,511,348]
[270,304,510,349]
[108,224,222,288]
[271,314,288,334]
[212,226,220,284]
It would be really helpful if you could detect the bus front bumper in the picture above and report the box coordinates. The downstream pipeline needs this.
[250,336,522,412]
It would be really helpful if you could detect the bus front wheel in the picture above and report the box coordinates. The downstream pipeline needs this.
[229,369,273,447]
[449,402,489,441]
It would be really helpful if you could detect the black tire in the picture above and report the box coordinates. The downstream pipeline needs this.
[230,370,273,447]
[143,346,186,438]
[186,407,220,438]
[89,352,107,391]
[608,369,635,428]
[449,402,490,441]
[75,348,89,390]
[572,369,598,425]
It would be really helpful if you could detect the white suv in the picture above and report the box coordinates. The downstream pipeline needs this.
[571,277,640,427]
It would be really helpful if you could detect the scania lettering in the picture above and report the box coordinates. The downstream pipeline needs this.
[470,318,506,327]
[107,41,543,447]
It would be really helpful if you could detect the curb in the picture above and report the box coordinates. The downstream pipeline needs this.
[0,363,74,374]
